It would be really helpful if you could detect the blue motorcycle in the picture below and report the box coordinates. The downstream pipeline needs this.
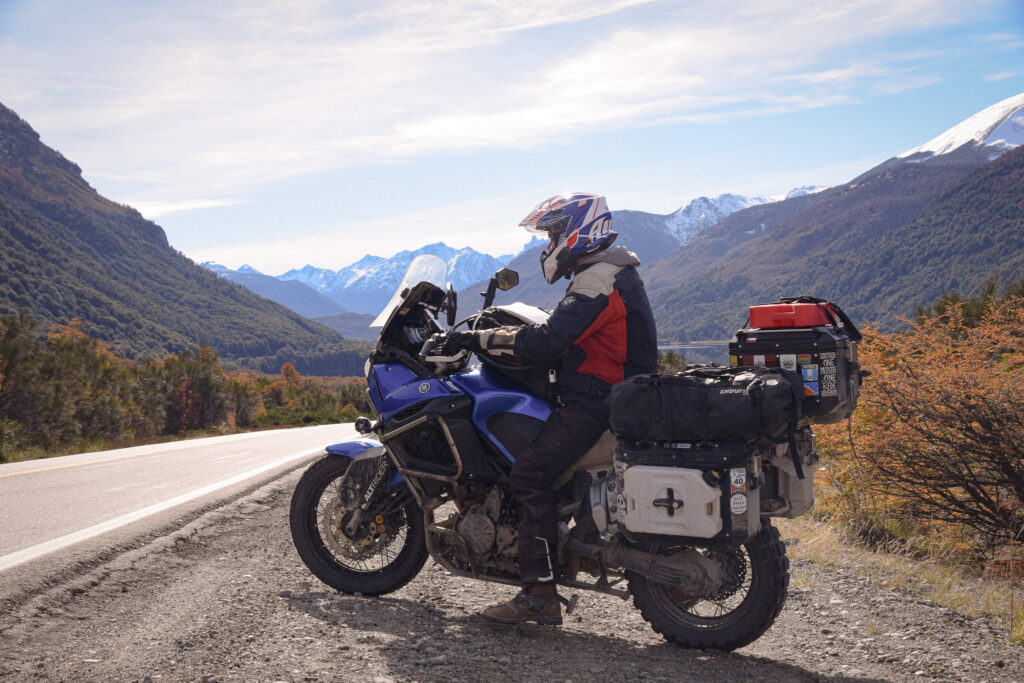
[290,255,818,650]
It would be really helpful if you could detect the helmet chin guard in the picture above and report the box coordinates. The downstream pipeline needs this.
[520,193,616,284]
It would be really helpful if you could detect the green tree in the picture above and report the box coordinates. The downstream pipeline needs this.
[657,349,688,374]
[158,346,228,436]
[0,313,46,460]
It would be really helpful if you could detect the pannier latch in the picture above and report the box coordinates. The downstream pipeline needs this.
[653,489,685,516]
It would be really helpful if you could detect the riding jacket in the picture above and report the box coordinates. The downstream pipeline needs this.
[479,246,658,409]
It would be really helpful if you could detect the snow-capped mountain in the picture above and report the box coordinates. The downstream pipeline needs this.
[280,254,387,299]
[898,91,1024,162]
[779,185,829,200]
[201,261,231,276]
[664,193,773,245]
[279,242,512,314]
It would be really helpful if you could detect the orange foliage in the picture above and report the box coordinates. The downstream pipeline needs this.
[816,296,1024,558]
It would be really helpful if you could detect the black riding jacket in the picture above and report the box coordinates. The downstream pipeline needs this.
[479,246,658,409]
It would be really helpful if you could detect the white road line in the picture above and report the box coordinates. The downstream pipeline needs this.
[208,451,252,463]
[0,446,325,573]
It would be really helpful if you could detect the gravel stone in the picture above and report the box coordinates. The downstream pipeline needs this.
[0,469,1021,682]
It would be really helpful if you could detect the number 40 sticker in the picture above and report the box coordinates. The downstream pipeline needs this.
[730,468,747,493]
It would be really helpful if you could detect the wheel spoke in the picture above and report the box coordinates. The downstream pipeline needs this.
[314,477,413,575]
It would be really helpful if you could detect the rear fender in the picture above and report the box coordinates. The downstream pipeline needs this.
[324,439,405,490]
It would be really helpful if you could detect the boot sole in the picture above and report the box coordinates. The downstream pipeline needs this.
[481,613,563,626]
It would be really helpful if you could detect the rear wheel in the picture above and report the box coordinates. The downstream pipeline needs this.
[289,454,427,595]
[627,519,789,651]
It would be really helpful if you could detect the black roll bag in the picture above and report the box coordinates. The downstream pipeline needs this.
[608,365,803,444]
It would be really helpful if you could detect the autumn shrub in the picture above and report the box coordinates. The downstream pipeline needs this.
[816,295,1024,562]
[0,312,374,461]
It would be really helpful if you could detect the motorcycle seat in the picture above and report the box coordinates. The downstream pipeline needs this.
[552,430,616,489]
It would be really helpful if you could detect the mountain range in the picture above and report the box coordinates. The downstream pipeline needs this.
[209,191,795,321]
[1,91,1022,373]
[646,92,1024,341]
[277,243,511,315]
[205,194,782,336]
[465,92,1024,341]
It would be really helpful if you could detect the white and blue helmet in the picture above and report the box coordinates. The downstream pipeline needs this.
[519,192,616,283]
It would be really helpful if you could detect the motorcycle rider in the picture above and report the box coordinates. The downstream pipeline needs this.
[442,192,658,625]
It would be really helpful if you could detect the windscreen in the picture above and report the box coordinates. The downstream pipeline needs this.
[369,254,448,328]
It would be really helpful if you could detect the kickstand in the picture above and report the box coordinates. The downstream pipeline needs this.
[557,593,579,615]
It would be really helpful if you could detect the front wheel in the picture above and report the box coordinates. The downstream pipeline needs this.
[627,519,789,651]
[289,454,428,595]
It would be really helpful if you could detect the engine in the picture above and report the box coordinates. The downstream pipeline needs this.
[434,486,519,578]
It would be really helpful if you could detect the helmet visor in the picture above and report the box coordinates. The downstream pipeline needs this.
[519,195,563,234]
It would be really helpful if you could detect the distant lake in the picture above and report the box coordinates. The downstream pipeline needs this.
[658,342,730,365]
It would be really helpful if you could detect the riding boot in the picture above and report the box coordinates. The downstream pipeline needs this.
[480,583,562,625]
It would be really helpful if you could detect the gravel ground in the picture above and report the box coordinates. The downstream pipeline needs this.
[1,464,1021,683]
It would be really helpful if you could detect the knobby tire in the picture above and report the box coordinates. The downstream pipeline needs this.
[627,518,789,651]
[289,454,428,596]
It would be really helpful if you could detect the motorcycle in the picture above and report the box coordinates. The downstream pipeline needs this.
[289,254,831,651]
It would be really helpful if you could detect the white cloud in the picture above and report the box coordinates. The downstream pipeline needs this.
[985,71,1018,81]
[183,189,544,273]
[0,0,986,208]
[129,198,243,219]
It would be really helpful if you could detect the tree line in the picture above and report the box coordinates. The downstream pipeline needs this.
[0,313,371,463]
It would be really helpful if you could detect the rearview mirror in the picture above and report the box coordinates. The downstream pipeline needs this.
[495,268,519,292]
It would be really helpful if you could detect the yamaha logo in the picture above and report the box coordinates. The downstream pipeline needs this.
[418,382,431,394]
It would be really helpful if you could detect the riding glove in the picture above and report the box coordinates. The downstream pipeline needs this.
[442,330,483,355]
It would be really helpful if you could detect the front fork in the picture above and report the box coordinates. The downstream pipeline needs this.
[339,452,397,537]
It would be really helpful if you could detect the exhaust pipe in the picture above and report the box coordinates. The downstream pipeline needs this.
[565,536,724,597]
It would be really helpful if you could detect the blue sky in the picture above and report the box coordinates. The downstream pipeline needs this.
[1,0,1022,274]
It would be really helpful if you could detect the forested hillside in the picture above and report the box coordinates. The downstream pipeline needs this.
[648,150,1023,341]
[205,265,350,319]
[0,103,368,375]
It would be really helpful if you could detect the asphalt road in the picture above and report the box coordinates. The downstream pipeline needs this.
[0,423,357,574]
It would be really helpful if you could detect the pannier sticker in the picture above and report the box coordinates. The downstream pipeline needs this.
[753,355,766,367]
[730,493,748,515]
[804,382,820,396]
[730,468,746,493]
[798,354,812,364]
[729,354,739,367]
[780,354,797,371]
[802,365,819,382]
[821,362,838,396]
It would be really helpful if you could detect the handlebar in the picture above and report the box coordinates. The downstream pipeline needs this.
[419,332,469,365]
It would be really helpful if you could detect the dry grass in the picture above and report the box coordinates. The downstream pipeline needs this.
[776,516,1024,643]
